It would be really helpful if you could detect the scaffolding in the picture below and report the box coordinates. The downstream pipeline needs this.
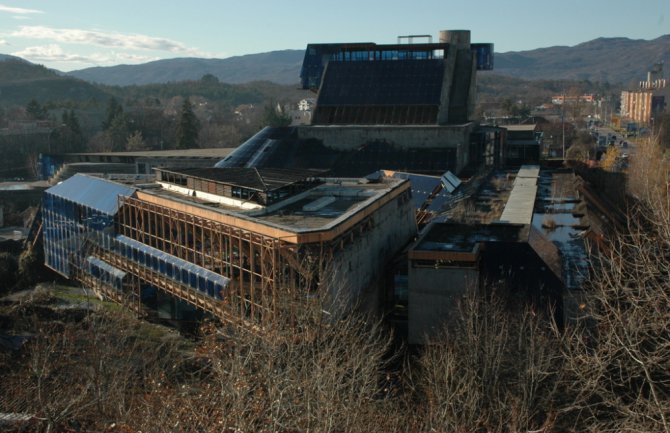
[114,194,336,329]
[42,172,413,331]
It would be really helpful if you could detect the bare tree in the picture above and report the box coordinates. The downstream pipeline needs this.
[558,135,670,432]
[417,292,566,433]
[1,307,186,432]
[135,291,403,433]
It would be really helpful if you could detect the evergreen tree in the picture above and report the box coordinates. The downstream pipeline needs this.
[26,99,47,120]
[103,97,123,130]
[57,110,85,152]
[176,98,200,149]
[108,114,130,152]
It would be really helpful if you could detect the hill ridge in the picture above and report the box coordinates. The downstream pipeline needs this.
[2,34,669,86]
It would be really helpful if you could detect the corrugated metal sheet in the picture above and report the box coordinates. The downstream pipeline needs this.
[45,173,136,215]
[215,127,289,168]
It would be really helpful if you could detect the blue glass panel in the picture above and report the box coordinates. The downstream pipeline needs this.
[114,235,231,298]
[317,59,444,107]
[45,174,136,215]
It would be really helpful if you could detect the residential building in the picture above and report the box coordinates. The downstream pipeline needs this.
[620,63,667,125]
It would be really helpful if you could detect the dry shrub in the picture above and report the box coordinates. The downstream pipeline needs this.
[135,294,405,433]
[417,293,566,433]
[599,145,620,171]
[1,284,405,433]
[0,310,187,433]
[558,135,670,432]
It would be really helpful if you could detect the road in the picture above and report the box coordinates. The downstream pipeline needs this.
[593,126,637,155]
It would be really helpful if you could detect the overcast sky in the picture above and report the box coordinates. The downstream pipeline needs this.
[0,0,668,72]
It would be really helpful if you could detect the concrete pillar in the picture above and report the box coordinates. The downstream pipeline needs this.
[439,30,471,47]
[437,30,474,125]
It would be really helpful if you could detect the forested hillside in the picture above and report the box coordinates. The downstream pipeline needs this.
[56,35,670,86]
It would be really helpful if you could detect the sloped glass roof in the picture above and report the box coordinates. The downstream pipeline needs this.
[215,128,459,178]
[46,174,136,215]
[391,172,441,210]
[317,59,445,106]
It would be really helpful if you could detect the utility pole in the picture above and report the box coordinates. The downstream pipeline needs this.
[562,92,566,160]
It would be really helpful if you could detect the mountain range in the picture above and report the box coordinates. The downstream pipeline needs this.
[493,35,670,84]
[0,57,111,106]
[55,35,670,87]
[0,34,668,103]
[66,50,305,86]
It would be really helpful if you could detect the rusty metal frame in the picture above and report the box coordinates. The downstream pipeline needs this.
[112,195,346,330]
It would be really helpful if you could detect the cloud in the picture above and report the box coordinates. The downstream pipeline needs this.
[12,44,159,66]
[0,39,7,46]
[11,25,208,55]
[0,4,43,14]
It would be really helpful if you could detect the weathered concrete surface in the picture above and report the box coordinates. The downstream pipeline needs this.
[408,266,478,344]
[298,124,476,173]
[328,185,417,315]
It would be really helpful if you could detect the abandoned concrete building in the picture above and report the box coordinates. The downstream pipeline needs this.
[214,30,500,176]
[404,165,589,343]
[40,29,591,340]
[43,168,416,329]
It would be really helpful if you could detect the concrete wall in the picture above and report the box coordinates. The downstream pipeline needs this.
[326,185,417,314]
[408,265,479,344]
[0,188,46,211]
[298,124,476,173]
[136,157,219,175]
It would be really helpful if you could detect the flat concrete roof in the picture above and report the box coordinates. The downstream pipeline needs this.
[257,183,388,230]
[505,124,537,132]
[416,223,526,253]
[517,165,540,178]
[499,165,539,225]
[408,222,527,263]
[139,177,409,241]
